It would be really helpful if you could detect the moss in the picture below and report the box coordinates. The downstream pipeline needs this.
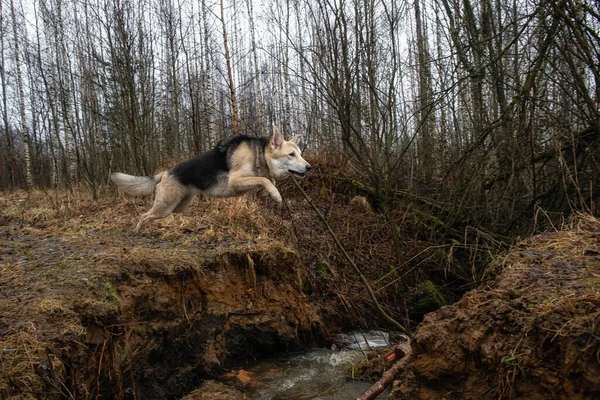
[414,280,447,315]
[317,260,332,278]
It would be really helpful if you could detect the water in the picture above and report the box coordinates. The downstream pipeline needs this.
[237,330,401,400]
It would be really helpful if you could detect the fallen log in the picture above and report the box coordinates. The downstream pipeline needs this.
[356,341,412,400]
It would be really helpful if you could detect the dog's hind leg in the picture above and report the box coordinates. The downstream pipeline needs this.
[134,177,186,233]
[134,208,172,233]
[173,193,196,213]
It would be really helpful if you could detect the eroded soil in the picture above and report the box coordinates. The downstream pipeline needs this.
[390,216,600,399]
[0,190,353,399]
[3,186,599,400]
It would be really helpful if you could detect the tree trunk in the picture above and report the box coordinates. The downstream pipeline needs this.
[414,0,435,181]
[246,0,265,132]
[201,0,215,147]
[220,0,239,134]
[0,3,16,186]
[10,0,33,187]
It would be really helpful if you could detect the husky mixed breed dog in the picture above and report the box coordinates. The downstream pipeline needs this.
[111,126,312,233]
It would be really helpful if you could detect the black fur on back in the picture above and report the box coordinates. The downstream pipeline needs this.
[169,134,269,190]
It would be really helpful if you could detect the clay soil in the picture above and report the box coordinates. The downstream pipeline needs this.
[390,215,600,400]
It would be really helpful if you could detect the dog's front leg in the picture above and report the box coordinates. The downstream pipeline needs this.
[257,179,277,199]
[229,174,282,203]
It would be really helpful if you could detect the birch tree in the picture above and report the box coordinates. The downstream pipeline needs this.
[246,0,265,132]
[0,1,16,186]
[219,0,239,134]
[10,0,32,187]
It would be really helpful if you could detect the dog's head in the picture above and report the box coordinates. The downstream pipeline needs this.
[266,126,312,179]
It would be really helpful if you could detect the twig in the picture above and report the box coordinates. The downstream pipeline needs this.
[96,339,107,400]
[356,342,412,400]
[124,327,138,400]
[291,177,410,336]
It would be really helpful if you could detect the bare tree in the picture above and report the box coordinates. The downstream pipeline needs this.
[246,0,265,132]
[219,0,239,134]
[200,0,215,146]
[0,0,16,186]
[413,0,435,181]
[10,0,32,187]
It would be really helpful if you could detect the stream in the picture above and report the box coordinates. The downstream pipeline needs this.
[228,330,402,399]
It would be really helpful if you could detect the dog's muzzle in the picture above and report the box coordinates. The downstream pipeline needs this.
[289,165,312,178]
[289,170,306,178]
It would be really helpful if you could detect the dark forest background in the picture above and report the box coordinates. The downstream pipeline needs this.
[1,0,599,236]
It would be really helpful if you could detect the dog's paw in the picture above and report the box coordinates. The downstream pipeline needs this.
[271,191,283,204]
[257,187,270,198]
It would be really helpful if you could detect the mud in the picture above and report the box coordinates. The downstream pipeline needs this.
[390,216,600,399]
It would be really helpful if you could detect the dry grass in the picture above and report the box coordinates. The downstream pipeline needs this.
[0,187,305,397]
[2,179,556,397]
[389,214,600,400]
[482,214,600,396]
[0,328,65,399]
[5,180,389,398]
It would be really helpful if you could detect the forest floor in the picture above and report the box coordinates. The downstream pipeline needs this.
[1,178,599,399]
[0,175,408,399]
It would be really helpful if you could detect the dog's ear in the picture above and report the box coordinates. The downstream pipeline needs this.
[270,125,283,149]
[291,134,303,147]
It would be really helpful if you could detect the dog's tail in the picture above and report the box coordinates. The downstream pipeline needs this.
[111,172,164,196]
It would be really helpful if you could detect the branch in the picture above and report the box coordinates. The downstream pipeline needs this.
[291,177,410,336]
[356,341,412,400]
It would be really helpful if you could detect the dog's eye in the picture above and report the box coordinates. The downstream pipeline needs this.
[288,152,295,157]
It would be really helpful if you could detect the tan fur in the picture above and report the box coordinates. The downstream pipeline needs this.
[112,126,311,233]
[227,142,283,202]
[111,172,164,196]
[133,173,194,233]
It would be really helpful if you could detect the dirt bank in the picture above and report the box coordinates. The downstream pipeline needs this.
[390,215,600,399]
[1,190,355,399]
[1,181,551,399]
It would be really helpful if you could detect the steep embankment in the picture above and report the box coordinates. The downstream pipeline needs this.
[390,215,600,399]
[0,191,344,399]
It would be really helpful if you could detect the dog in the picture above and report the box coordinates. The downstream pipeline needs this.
[111,126,311,233]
